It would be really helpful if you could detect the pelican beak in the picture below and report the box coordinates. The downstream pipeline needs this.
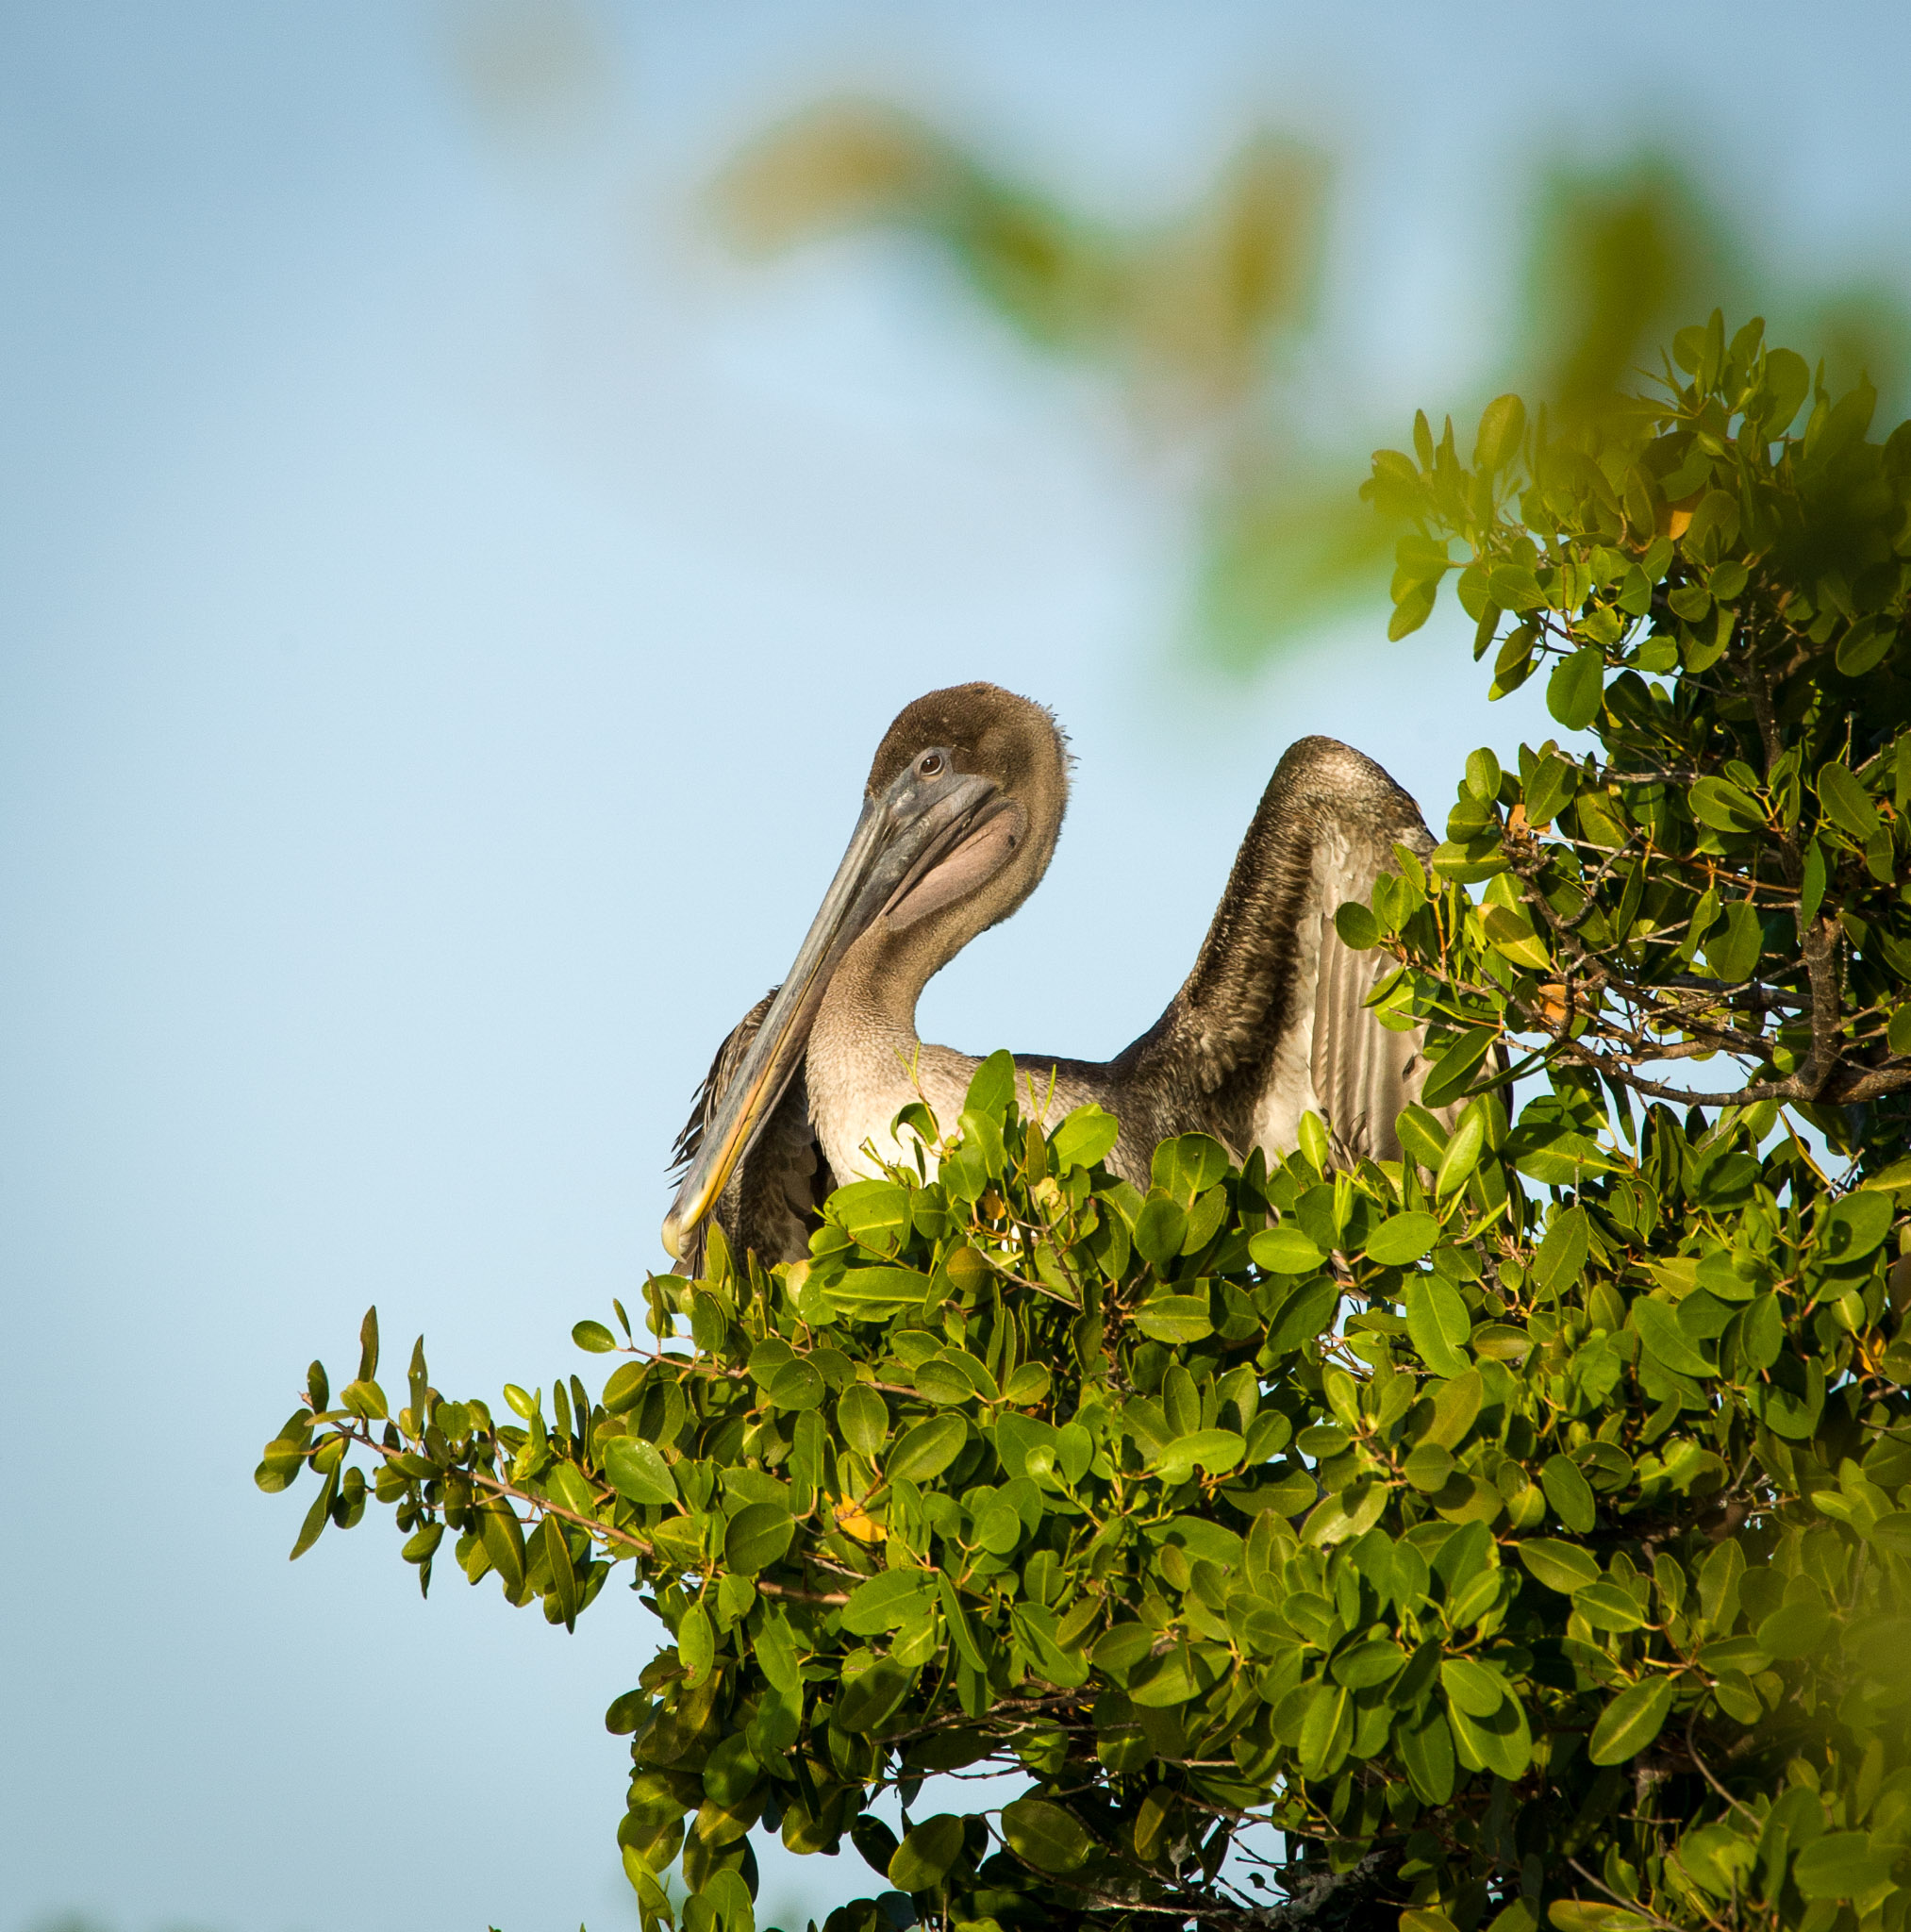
[661,759,1000,1259]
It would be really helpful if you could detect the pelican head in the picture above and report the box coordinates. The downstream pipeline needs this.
[661,682,1068,1258]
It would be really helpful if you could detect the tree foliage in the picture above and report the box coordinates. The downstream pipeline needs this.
[264,319,1911,1932]
[715,110,1907,666]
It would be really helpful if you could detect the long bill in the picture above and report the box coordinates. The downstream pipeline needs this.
[660,762,998,1259]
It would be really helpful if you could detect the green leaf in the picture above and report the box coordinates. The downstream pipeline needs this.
[1697,1537,1744,1631]
[1540,1455,1596,1533]
[1132,1194,1188,1268]
[1757,1599,1833,1658]
[723,1502,795,1574]
[1465,747,1502,801]
[541,1513,580,1627]
[341,1378,389,1422]
[1390,579,1437,640]
[912,1353,989,1407]
[1404,1278,1471,1376]
[1250,1224,1326,1274]
[1439,1656,1505,1716]
[830,1178,914,1256]
[1474,393,1527,472]
[837,1384,890,1458]
[767,1358,826,1411]
[1090,1621,1155,1681]
[1547,646,1605,731]
[1303,1477,1388,1546]
[1631,1297,1715,1378]
[289,1469,338,1560]
[889,1813,966,1893]
[1421,1368,1482,1448]
[834,1654,916,1746]
[1150,1428,1245,1482]
[604,1438,677,1507]
[701,1870,754,1932]
[1332,1639,1406,1690]
[1489,563,1544,610]
[1587,1675,1674,1764]
[1549,1907,1655,1932]
[1516,1538,1601,1594]
[1266,1277,1341,1356]
[572,1319,618,1354]
[1824,1191,1893,1260]
[1396,1105,1450,1172]
[1535,1207,1589,1295]
[852,1814,902,1883]
[602,1359,647,1413]
[823,1265,936,1317]
[1820,761,1880,838]
[1703,899,1763,983]
[1366,1211,1438,1266]
[1052,1103,1119,1172]
[678,1602,715,1682]
[1133,1293,1215,1344]
[1421,1028,1497,1110]
[1150,1133,1230,1202]
[1481,903,1549,969]
[1866,1510,1911,1557]
[1749,1357,1825,1439]
[1399,1707,1455,1805]
[1334,900,1382,950]
[1758,347,1811,434]
[1002,1361,1052,1406]
[888,1415,969,1483]
[1131,1641,1227,1707]
[843,1569,938,1636]
[1792,1833,1895,1901]
[1505,1118,1619,1186]
[1835,616,1895,677]
[480,1503,526,1593]
[1435,1109,1486,1196]
[544,1462,596,1519]
[1801,836,1828,923]
[965,1048,1017,1118]
[1000,1797,1092,1873]
[1575,1582,1648,1631]
[1297,1678,1353,1775]
[1688,776,1765,833]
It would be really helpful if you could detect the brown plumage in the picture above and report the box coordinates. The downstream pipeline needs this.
[664,688,1454,1270]
[668,991,830,1277]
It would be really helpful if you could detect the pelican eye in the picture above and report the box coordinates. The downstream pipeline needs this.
[919,752,944,777]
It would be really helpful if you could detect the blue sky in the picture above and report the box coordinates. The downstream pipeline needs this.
[3,5,1907,1928]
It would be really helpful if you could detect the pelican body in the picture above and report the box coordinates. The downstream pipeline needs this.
[664,684,1450,1271]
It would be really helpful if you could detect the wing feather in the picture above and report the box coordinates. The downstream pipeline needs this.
[1116,736,1455,1165]
[670,989,833,1274]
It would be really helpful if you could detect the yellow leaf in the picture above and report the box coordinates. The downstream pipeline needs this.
[834,1497,888,1544]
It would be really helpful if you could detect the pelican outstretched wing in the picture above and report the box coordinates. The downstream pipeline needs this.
[670,989,834,1274]
[1119,736,1456,1166]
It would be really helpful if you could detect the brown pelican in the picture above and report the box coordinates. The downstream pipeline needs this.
[663,683,1450,1271]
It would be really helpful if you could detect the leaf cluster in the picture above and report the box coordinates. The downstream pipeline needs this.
[265,1062,1911,1932]
[1364,312,1911,1145]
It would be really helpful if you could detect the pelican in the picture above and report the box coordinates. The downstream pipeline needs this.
[663,683,1451,1271]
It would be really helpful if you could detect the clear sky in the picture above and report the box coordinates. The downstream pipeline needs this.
[3,5,1907,1929]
